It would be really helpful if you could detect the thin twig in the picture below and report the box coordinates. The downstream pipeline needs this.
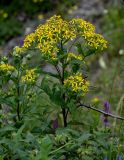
[68,36,80,53]
[78,103,124,121]
[54,65,63,83]
[55,65,61,77]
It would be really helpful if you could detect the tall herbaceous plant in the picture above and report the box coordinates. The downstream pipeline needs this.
[0,15,107,126]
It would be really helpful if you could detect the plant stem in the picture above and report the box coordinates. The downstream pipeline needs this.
[61,64,68,127]
[62,108,67,127]
[17,65,20,121]
[55,39,68,127]
[54,63,68,127]
[17,86,20,121]
[54,65,62,82]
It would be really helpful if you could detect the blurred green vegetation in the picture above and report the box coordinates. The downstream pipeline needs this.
[94,4,124,106]
[0,18,23,45]
[101,5,124,57]
[87,4,124,111]
[0,0,76,16]
[0,0,77,45]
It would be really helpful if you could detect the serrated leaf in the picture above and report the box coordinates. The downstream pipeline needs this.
[77,133,92,143]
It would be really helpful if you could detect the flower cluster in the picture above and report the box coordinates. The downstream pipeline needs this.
[67,52,84,61]
[64,72,90,93]
[14,46,25,55]
[70,18,107,50]
[0,63,15,72]
[35,15,76,60]
[21,69,38,83]
[70,18,95,35]
[86,33,107,50]
[23,33,36,49]
[21,15,107,61]
[15,46,23,53]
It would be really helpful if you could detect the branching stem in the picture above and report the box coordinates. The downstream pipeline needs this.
[78,103,124,121]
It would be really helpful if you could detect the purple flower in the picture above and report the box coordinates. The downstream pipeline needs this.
[52,118,58,130]
[102,101,110,127]
[117,155,123,160]
[104,101,110,113]
[103,116,109,126]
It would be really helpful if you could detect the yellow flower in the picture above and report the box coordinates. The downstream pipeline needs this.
[70,18,107,50]
[68,53,84,61]
[92,97,100,104]
[3,12,8,19]
[15,46,24,54]
[70,18,95,35]
[64,72,90,93]
[0,63,15,72]
[37,14,43,20]
[85,33,108,50]
[22,15,108,61]
[21,69,38,83]
[23,33,36,48]
[0,10,8,19]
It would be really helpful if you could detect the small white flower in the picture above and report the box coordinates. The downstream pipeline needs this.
[103,9,108,15]
[119,49,124,55]
[99,57,107,69]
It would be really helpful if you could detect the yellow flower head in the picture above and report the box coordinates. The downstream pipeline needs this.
[0,10,8,19]
[21,69,38,83]
[86,33,108,50]
[0,63,15,72]
[67,53,84,61]
[70,18,95,34]
[14,46,25,54]
[34,15,76,59]
[70,18,107,50]
[23,33,36,48]
[92,97,100,104]
[22,15,108,61]
[64,72,90,93]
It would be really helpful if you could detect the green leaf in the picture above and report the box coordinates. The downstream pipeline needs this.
[0,97,13,106]
[75,43,85,56]
[40,76,52,97]
[85,48,96,57]
[35,135,52,160]
[77,133,92,144]
[0,126,16,133]
[50,84,63,106]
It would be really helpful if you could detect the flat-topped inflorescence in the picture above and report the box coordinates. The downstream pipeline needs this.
[18,15,107,61]
[64,72,90,94]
